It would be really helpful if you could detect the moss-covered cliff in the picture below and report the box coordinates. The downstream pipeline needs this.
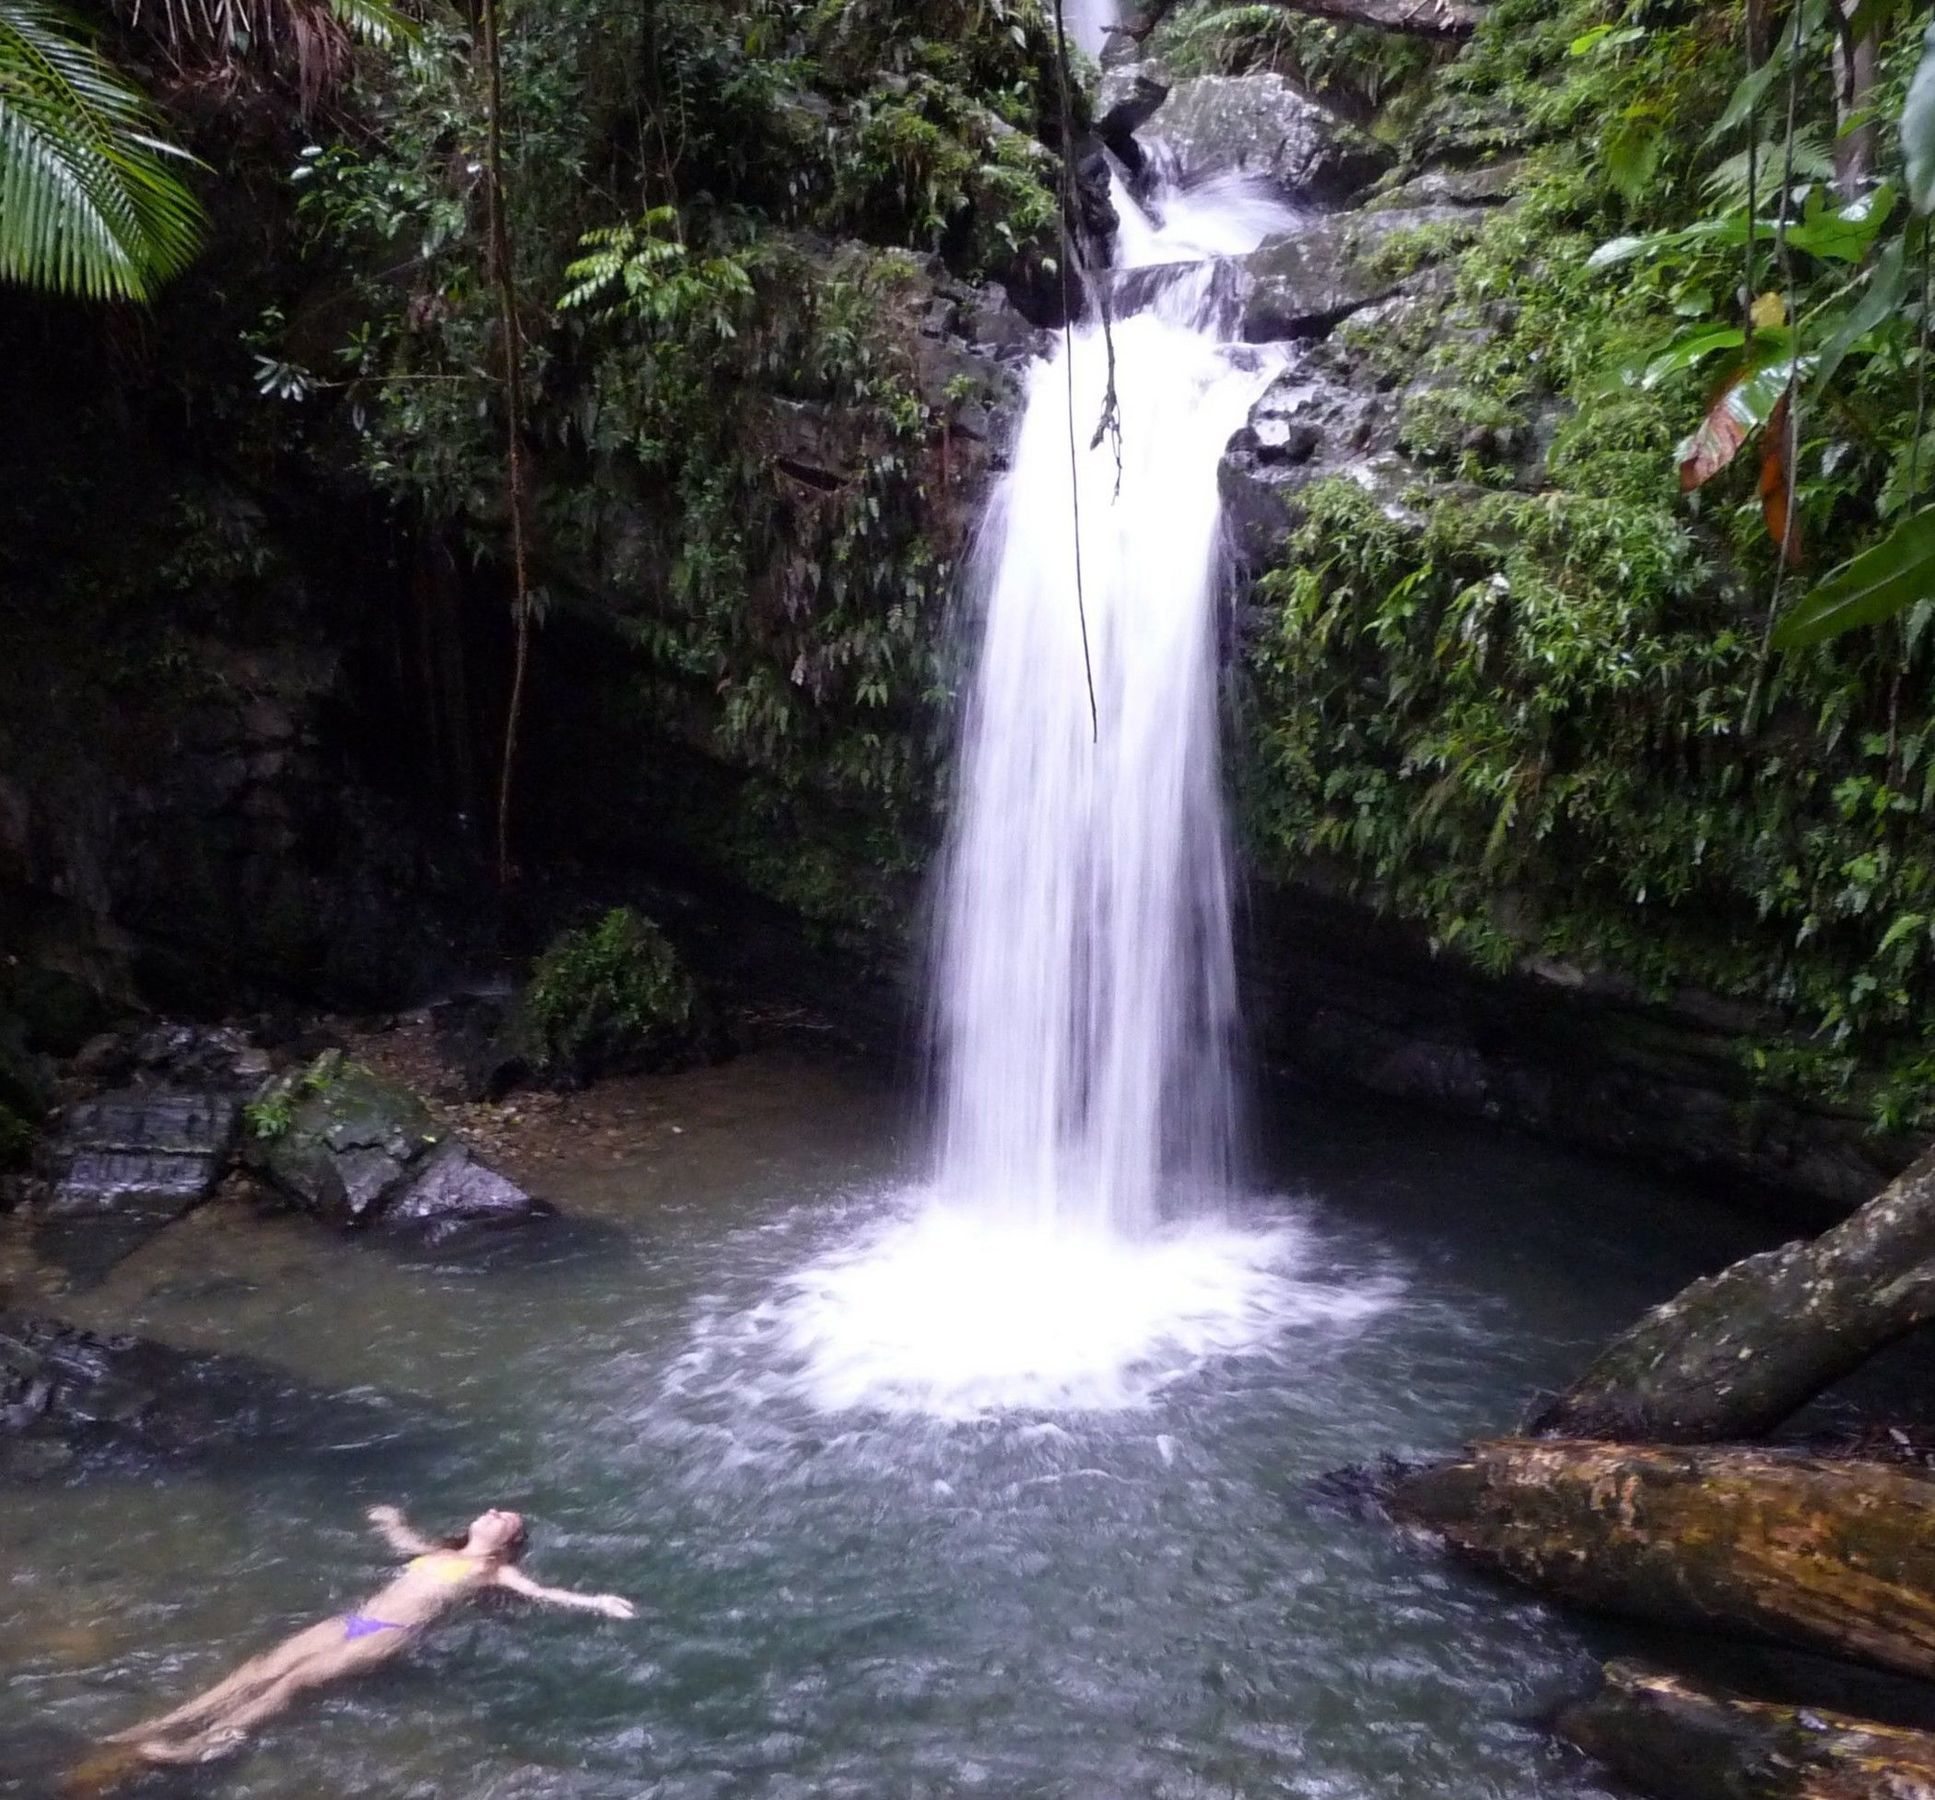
[1207,0,1935,1147]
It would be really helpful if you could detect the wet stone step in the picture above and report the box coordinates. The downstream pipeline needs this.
[37,1090,241,1220]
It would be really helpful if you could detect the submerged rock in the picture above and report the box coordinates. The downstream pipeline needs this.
[1151,74,1393,206]
[0,1311,403,1480]
[247,1050,545,1231]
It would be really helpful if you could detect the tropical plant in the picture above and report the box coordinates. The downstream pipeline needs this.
[115,0,424,110]
[0,0,202,299]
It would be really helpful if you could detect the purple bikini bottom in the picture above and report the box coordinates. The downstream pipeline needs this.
[343,1614,401,1642]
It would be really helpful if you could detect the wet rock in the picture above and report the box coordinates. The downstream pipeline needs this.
[248,1050,545,1231]
[0,1311,404,1480]
[1219,267,1464,567]
[126,1020,264,1089]
[1238,208,1463,343]
[1370,157,1530,210]
[1151,74,1393,206]
[1097,67,1170,169]
[25,1086,242,1280]
[385,1142,557,1236]
[33,1088,240,1221]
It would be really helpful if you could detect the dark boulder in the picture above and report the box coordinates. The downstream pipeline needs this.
[429,994,529,1103]
[1096,67,1170,169]
[247,1052,434,1225]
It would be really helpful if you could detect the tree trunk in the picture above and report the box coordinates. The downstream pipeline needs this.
[1560,1660,1935,1800]
[1833,0,1878,201]
[1527,1148,1935,1444]
[1391,1439,1935,1683]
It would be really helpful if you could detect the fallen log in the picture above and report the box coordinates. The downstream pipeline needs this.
[1560,1660,1935,1800]
[1528,1147,1935,1443]
[1391,1439,1935,1683]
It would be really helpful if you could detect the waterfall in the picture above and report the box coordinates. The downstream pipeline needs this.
[1064,0,1116,55]
[767,76,1389,1417]
[930,196,1289,1238]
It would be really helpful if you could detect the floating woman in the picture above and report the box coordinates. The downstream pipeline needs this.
[88,1505,634,1770]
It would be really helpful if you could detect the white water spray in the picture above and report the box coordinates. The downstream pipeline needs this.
[765,67,1394,1414]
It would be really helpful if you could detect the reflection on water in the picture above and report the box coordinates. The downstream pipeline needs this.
[0,1052,1774,1798]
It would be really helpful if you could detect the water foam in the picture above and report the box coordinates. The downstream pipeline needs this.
[775,1201,1391,1419]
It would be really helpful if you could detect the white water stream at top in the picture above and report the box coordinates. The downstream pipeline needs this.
[768,38,1393,1415]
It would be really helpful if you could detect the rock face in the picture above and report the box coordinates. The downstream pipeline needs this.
[1240,881,1908,1217]
[1238,208,1462,341]
[0,1311,403,1479]
[1150,74,1393,205]
[248,1052,546,1232]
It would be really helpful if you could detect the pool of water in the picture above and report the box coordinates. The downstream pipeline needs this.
[0,1050,1774,1798]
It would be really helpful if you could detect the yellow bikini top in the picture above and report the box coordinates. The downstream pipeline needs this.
[407,1553,478,1585]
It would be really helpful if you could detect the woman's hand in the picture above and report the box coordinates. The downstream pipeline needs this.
[590,1595,636,1620]
[366,1504,436,1555]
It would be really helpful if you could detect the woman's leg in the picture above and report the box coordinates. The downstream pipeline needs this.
[135,1634,401,1765]
[106,1623,343,1742]
[135,1658,336,1765]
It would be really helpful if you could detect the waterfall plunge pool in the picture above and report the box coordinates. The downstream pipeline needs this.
[0,1049,1777,1799]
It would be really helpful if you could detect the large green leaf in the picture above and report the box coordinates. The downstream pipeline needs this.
[1775,505,1935,647]
[1808,238,1910,399]
[0,0,202,299]
[1904,17,1935,215]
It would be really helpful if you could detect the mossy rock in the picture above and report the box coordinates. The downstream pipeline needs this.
[245,1051,438,1225]
[513,909,709,1086]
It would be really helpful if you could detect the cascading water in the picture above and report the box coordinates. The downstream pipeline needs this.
[930,243,1283,1238]
[1064,0,1117,55]
[768,69,1392,1416]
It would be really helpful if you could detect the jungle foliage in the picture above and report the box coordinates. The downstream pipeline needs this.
[252,0,1062,922]
[1242,0,1935,1126]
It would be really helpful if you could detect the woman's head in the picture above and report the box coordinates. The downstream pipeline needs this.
[451,1508,527,1563]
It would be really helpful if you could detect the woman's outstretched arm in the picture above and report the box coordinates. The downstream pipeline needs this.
[366,1504,440,1557]
[495,1565,636,1619]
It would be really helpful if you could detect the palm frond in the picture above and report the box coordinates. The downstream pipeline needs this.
[0,0,203,299]
[122,0,424,106]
